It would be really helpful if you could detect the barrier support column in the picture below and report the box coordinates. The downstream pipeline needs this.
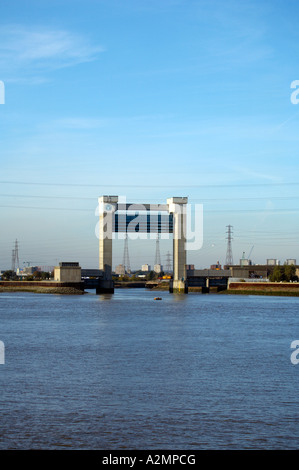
[167,197,188,294]
[96,195,118,294]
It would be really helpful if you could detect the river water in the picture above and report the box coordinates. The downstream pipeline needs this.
[0,289,298,449]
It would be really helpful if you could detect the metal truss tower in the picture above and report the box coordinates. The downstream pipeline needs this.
[154,233,161,266]
[165,250,172,272]
[225,225,234,266]
[11,239,19,272]
[122,233,131,273]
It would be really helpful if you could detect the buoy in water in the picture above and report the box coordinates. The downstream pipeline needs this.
[154,297,162,300]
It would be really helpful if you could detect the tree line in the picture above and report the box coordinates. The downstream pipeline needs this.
[269,265,298,282]
[1,270,52,281]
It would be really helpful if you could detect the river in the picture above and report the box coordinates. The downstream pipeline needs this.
[0,289,298,449]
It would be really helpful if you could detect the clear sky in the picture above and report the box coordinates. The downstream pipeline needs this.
[1,0,299,270]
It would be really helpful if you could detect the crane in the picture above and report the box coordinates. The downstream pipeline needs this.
[247,246,254,260]
[23,261,45,266]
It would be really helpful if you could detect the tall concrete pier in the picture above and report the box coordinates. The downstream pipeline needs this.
[168,197,188,294]
[97,195,118,294]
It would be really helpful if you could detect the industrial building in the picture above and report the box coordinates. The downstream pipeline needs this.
[227,262,299,279]
[115,264,126,275]
[154,264,163,273]
[54,262,81,282]
[141,264,151,272]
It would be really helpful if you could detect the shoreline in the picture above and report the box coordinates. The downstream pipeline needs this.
[0,280,85,295]
[1,283,299,297]
[0,286,85,295]
[219,289,299,297]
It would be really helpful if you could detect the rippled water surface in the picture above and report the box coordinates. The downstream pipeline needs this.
[0,289,299,449]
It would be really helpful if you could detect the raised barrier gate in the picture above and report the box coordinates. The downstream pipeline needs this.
[96,196,188,293]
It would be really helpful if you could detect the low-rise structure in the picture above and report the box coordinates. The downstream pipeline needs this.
[115,264,126,275]
[54,262,81,282]
[141,264,151,272]
[210,261,222,270]
[267,259,280,266]
[154,264,163,273]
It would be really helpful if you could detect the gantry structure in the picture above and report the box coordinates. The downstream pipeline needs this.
[97,196,188,293]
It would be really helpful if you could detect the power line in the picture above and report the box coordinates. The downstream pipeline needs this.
[0,194,95,200]
[1,180,299,189]
[2,204,299,214]
[1,193,299,202]
[0,205,93,211]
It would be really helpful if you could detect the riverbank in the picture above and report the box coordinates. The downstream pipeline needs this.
[0,286,85,294]
[220,289,299,296]
[223,281,299,297]
[0,281,85,295]
[147,283,170,291]
[149,281,299,297]
[114,281,146,288]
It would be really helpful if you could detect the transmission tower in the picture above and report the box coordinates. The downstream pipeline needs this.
[225,225,234,266]
[122,233,131,273]
[165,251,172,273]
[11,239,19,272]
[154,233,161,266]
[11,249,15,271]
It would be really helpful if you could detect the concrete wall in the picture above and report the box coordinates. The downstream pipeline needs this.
[228,281,299,291]
[0,281,84,290]
[54,266,81,282]
[188,269,230,278]
[229,266,270,279]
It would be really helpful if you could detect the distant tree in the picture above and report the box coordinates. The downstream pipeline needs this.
[31,271,51,280]
[146,271,157,281]
[41,271,50,280]
[270,266,285,282]
[33,270,42,280]
[284,265,297,282]
[2,270,18,281]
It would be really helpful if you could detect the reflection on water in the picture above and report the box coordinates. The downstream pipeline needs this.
[96,293,114,302]
[172,293,188,303]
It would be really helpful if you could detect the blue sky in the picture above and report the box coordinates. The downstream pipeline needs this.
[1,0,299,270]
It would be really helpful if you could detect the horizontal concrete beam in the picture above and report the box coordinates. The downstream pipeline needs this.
[116,204,169,212]
[187,269,231,278]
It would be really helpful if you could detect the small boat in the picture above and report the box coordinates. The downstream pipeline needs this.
[154,297,162,300]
